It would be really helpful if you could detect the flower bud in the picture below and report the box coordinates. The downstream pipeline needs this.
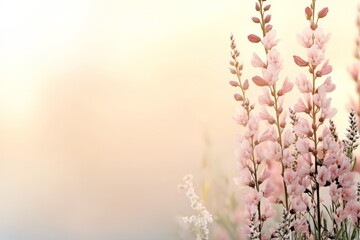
[229,81,239,87]
[229,68,237,74]
[248,34,261,43]
[252,76,268,86]
[234,93,243,101]
[305,7,312,20]
[310,22,318,30]
[318,7,329,18]
[265,24,273,33]
[264,4,271,11]
[252,17,260,23]
[268,118,276,125]
[243,79,249,90]
[264,15,271,24]
[293,55,309,67]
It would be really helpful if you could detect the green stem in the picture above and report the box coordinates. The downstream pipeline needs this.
[311,69,321,240]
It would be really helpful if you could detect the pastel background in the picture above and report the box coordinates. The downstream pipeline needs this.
[0,0,358,239]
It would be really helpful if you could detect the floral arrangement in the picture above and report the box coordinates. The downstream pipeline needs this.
[179,0,360,239]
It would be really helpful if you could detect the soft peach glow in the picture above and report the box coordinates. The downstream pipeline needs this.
[0,0,358,239]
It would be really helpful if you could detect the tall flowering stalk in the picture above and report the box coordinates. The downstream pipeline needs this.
[229,0,360,239]
[248,0,294,212]
[292,0,334,238]
[179,1,360,240]
[230,33,277,239]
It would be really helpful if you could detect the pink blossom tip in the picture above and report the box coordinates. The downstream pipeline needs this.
[318,7,329,19]
[293,55,308,67]
[252,76,268,87]
[248,34,261,43]
[229,81,239,87]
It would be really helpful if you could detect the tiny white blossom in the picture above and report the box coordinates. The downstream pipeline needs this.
[178,175,213,240]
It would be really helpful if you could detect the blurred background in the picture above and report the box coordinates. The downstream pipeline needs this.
[0,0,359,239]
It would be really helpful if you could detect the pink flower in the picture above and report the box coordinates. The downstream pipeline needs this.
[296,138,310,154]
[259,108,276,124]
[291,195,307,212]
[259,168,271,183]
[348,62,360,81]
[339,173,354,188]
[314,27,331,49]
[345,200,360,225]
[297,153,312,166]
[233,107,248,126]
[263,201,276,219]
[282,129,295,148]
[266,161,284,199]
[262,29,280,50]
[234,169,252,186]
[282,149,295,168]
[236,140,252,163]
[277,77,293,96]
[322,134,337,151]
[296,27,313,48]
[261,67,278,86]
[251,53,266,68]
[295,74,312,93]
[338,157,351,175]
[342,187,357,202]
[259,89,274,106]
[320,106,337,119]
[313,91,330,109]
[307,44,325,67]
[265,142,281,161]
[244,116,260,138]
[297,165,310,179]
[244,188,263,205]
[316,60,332,77]
[294,97,310,113]
[299,176,311,190]
[294,117,312,136]
[259,126,277,143]
[329,182,341,202]
[335,208,348,224]
[317,166,331,186]
[328,164,339,180]
[322,76,336,93]
[266,48,282,72]
[288,182,306,196]
[293,216,308,234]
[244,204,258,220]
[263,181,275,198]
[284,169,297,185]
[254,145,266,164]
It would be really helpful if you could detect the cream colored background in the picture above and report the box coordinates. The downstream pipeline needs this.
[0,0,358,239]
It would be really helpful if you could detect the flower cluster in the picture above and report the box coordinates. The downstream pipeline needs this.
[178,175,213,240]
[228,0,360,239]
[230,31,276,239]
[179,1,360,239]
